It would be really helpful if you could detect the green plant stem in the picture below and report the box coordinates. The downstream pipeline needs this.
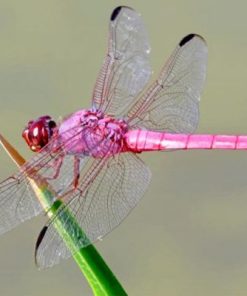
[0,134,127,296]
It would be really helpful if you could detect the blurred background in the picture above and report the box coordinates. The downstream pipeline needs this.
[0,0,247,295]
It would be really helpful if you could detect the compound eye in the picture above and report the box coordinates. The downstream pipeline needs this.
[22,115,57,152]
[32,126,40,138]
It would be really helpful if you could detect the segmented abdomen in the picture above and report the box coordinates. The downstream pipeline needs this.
[124,130,247,152]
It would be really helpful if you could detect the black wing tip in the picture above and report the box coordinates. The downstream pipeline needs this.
[179,33,205,47]
[34,225,48,267]
[110,6,134,21]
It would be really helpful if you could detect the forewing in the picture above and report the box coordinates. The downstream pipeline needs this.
[0,174,42,235]
[35,153,151,268]
[127,34,208,133]
[92,6,152,117]
[0,125,90,235]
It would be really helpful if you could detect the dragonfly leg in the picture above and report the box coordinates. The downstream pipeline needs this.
[57,156,82,202]
[45,155,64,180]
[73,156,80,189]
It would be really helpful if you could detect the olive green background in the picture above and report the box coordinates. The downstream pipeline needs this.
[0,0,247,295]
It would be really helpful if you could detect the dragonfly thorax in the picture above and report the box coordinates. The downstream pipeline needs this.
[59,109,129,157]
[81,109,129,156]
[80,109,104,127]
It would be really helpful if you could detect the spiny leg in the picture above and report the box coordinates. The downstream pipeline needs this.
[58,156,82,202]
[73,156,80,189]
[45,154,64,181]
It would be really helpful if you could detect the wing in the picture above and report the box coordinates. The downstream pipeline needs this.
[0,174,42,235]
[91,6,152,117]
[127,34,208,133]
[35,152,151,268]
[0,125,90,235]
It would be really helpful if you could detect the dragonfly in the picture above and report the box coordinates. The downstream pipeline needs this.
[0,6,245,269]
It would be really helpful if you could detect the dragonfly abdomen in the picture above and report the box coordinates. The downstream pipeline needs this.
[124,130,247,152]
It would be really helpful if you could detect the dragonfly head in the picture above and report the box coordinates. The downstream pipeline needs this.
[22,115,57,152]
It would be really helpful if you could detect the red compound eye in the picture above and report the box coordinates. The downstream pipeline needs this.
[22,116,57,152]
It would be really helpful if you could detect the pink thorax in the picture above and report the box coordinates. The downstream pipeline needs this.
[58,109,128,157]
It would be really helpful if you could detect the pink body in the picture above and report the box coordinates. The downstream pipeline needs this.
[58,109,128,157]
[124,130,247,152]
[58,110,247,156]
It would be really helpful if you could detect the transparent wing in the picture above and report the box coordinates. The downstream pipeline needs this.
[127,34,208,133]
[35,152,151,268]
[0,174,42,235]
[92,6,152,117]
[14,125,90,195]
[0,126,90,235]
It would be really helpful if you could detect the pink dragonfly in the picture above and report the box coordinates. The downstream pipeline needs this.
[0,6,245,268]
